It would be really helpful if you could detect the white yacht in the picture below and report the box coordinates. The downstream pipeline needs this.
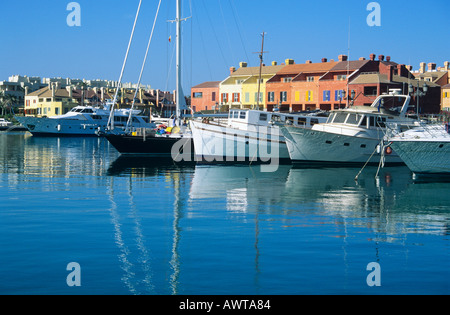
[280,93,418,165]
[15,102,155,136]
[190,109,327,163]
[389,123,450,174]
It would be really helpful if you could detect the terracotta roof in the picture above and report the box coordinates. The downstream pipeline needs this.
[349,74,440,87]
[231,65,285,76]
[330,60,370,72]
[192,81,221,89]
[275,61,339,75]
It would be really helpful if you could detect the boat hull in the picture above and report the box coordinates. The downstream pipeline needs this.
[15,116,106,137]
[190,120,291,163]
[106,133,194,160]
[390,140,450,174]
[282,125,404,166]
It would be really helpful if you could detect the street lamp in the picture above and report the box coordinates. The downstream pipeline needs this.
[409,82,428,117]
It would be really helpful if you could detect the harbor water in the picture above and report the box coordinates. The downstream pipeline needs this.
[0,132,448,295]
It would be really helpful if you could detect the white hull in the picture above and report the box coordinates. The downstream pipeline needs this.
[390,125,450,174]
[16,115,152,136]
[282,125,404,165]
[190,120,290,162]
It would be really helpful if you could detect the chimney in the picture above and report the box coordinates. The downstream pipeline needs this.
[271,61,277,66]
[101,87,105,101]
[305,60,312,64]
[66,85,73,98]
[405,65,413,72]
[378,55,385,61]
[397,64,404,77]
[230,66,236,75]
[24,86,29,96]
[338,55,348,62]
[420,62,426,73]
[428,63,436,72]
[386,56,391,62]
[321,58,328,63]
[51,83,56,98]
[387,65,394,82]
[359,57,366,61]
[370,54,376,61]
[444,61,450,70]
[239,62,247,68]
[285,59,294,65]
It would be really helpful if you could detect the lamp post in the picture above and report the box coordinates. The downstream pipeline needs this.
[409,81,428,117]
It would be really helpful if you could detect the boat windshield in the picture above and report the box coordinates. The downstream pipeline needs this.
[332,112,348,123]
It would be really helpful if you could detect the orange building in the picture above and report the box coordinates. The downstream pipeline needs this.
[190,81,221,112]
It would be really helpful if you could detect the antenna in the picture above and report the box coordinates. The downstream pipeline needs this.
[254,32,268,110]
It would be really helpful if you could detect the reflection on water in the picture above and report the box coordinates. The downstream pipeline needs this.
[0,133,449,294]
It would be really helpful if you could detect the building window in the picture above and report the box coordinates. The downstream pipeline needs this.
[335,90,344,101]
[254,92,263,103]
[305,91,313,102]
[364,86,377,96]
[211,92,216,102]
[323,90,331,102]
[280,91,287,102]
[306,76,314,82]
[336,75,347,81]
[233,93,240,103]
[221,93,228,103]
[268,91,275,102]
[245,93,250,103]
[193,92,203,98]
[283,77,292,83]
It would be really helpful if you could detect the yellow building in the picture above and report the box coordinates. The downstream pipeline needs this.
[442,84,450,111]
[220,61,284,110]
[24,85,80,117]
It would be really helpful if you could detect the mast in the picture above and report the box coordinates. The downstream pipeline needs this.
[256,32,266,110]
[176,0,182,124]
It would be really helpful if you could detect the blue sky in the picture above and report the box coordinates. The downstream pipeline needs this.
[0,0,449,92]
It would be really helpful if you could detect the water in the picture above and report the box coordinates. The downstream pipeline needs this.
[0,132,448,295]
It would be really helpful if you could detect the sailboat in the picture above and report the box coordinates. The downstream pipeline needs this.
[104,0,194,159]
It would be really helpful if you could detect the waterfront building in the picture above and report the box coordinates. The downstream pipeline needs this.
[24,85,80,117]
[191,81,221,112]
[442,84,450,111]
[220,62,284,111]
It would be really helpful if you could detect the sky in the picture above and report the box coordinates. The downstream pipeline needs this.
[0,0,449,93]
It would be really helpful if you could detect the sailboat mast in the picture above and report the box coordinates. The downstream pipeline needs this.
[176,0,182,122]
[256,32,266,110]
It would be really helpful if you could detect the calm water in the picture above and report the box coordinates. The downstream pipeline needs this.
[0,132,448,295]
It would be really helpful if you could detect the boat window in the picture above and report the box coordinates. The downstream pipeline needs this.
[326,113,335,123]
[376,117,386,128]
[233,111,239,119]
[298,117,307,126]
[369,116,376,127]
[345,114,360,125]
[333,112,348,123]
[310,118,319,126]
[360,116,367,128]
[240,111,246,119]
[259,113,268,121]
